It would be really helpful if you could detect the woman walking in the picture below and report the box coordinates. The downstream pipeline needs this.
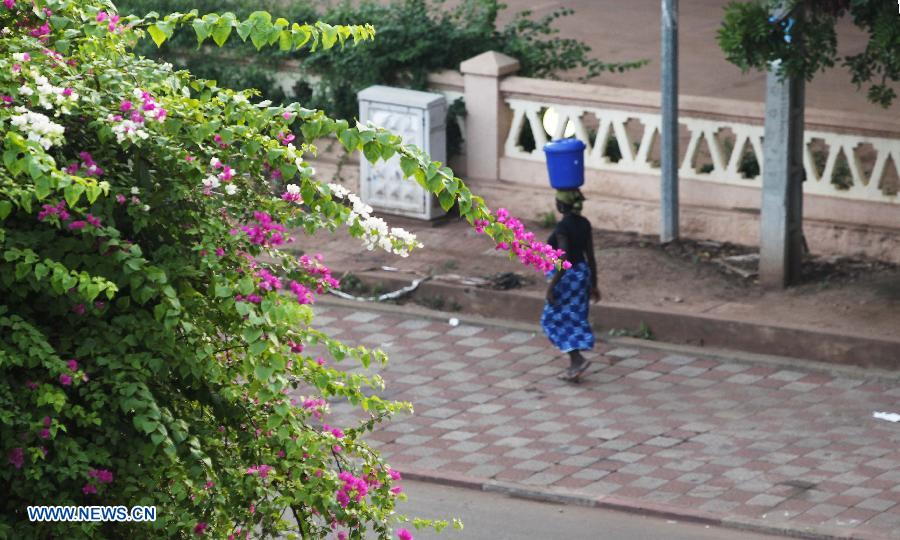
[541,189,601,382]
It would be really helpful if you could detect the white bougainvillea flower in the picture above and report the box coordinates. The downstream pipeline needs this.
[9,107,65,149]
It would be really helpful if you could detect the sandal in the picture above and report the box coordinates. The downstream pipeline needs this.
[571,359,592,379]
[557,360,592,382]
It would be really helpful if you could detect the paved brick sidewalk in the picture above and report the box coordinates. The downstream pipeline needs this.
[309,302,900,539]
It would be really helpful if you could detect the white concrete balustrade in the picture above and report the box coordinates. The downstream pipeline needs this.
[504,99,900,205]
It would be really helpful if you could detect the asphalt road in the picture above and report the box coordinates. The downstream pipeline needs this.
[397,480,784,540]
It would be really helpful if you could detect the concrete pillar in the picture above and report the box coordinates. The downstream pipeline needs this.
[759,61,805,288]
[460,51,520,181]
[660,0,679,243]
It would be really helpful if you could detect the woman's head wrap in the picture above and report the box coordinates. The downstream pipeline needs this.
[555,189,585,214]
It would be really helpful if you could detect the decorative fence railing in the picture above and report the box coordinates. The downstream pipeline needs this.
[502,98,900,205]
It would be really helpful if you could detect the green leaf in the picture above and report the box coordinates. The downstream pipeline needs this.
[242,328,262,343]
[337,25,352,47]
[211,15,234,46]
[252,364,274,383]
[363,142,380,163]
[150,431,166,446]
[236,20,253,42]
[134,415,157,435]
[291,24,311,50]
[0,201,11,220]
[438,189,455,212]
[85,184,101,204]
[318,22,337,49]
[399,156,418,178]
[191,19,210,45]
[147,21,174,47]
[63,183,84,208]
[249,341,268,356]
[249,27,268,50]
[34,176,50,200]
[33,263,47,281]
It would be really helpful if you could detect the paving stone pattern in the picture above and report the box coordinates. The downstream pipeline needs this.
[307,305,900,539]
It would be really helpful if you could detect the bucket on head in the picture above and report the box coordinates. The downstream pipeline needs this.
[543,138,586,189]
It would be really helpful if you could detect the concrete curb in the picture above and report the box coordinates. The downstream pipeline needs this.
[399,466,887,540]
[330,270,900,370]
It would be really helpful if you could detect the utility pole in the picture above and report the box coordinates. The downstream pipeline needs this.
[759,6,805,287]
[660,0,679,243]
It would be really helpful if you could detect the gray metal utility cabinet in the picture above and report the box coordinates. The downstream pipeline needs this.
[358,85,447,220]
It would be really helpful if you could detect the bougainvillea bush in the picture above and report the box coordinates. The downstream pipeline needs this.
[0,0,567,538]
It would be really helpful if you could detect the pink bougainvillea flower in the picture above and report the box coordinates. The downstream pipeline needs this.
[71,304,85,315]
[89,469,114,483]
[25,380,38,390]
[193,522,207,535]
[43,416,51,427]
[276,132,295,146]
[30,23,50,38]
[39,428,50,439]
[67,359,78,371]
[68,220,86,230]
[82,483,97,495]
[281,183,302,202]
[288,280,313,305]
[59,374,72,386]
[217,166,234,182]
[236,212,287,248]
[7,447,24,469]
[476,208,567,274]
[255,268,282,292]
[215,247,225,257]
[397,528,413,540]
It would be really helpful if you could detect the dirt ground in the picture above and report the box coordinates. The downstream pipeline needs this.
[285,215,900,341]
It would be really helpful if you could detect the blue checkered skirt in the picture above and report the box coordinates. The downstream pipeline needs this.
[541,261,595,353]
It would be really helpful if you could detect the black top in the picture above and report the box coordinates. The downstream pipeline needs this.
[547,214,592,264]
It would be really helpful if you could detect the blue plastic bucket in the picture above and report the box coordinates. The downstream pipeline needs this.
[543,138,586,189]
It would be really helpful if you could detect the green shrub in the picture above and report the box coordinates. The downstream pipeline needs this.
[118,0,647,125]
[0,1,565,537]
